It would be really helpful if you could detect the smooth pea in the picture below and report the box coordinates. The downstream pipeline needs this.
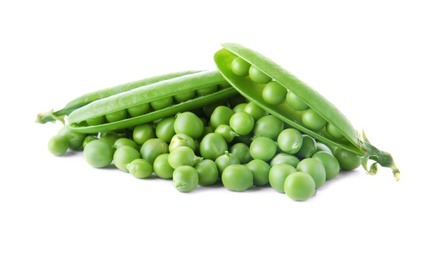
[105,109,128,123]
[284,172,316,201]
[222,164,253,192]
[153,154,174,179]
[312,151,340,180]
[194,159,219,186]
[277,128,303,154]
[58,125,86,150]
[127,103,150,117]
[249,65,271,84]
[210,105,234,128]
[173,166,199,192]
[133,123,156,145]
[249,137,277,161]
[140,138,168,164]
[297,158,326,189]
[270,153,300,168]
[302,108,327,132]
[246,159,270,186]
[243,102,267,121]
[231,56,251,76]
[214,124,238,143]
[113,137,139,150]
[269,164,296,193]
[48,135,69,156]
[334,148,361,170]
[199,133,228,160]
[285,91,308,111]
[262,81,287,105]
[83,140,114,168]
[253,115,284,140]
[127,158,153,179]
[155,117,176,142]
[168,146,199,169]
[113,146,141,172]
[169,133,197,152]
[150,96,174,110]
[215,152,240,174]
[296,134,317,158]
[229,143,252,164]
[174,112,204,139]
[229,111,254,136]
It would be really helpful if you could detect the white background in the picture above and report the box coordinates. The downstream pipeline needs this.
[1,0,428,259]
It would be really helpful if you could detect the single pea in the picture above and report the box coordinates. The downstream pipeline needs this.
[86,115,106,126]
[230,143,252,164]
[297,158,326,189]
[113,137,139,150]
[231,56,251,76]
[150,96,174,110]
[334,148,361,170]
[277,128,303,154]
[253,115,284,140]
[270,153,300,168]
[155,117,176,142]
[296,135,317,158]
[196,85,218,96]
[249,137,277,161]
[302,108,327,132]
[312,151,340,180]
[127,158,153,179]
[222,164,253,192]
[174,90,195,103]
[48,135,69,156]
[268,164,296,193]
[199,133,228,160]
[262,81,287,105]
[83,140,114,168]
[153,154,174,179]
[174,112,204,139]
[140,138,168,164]
[316,142,333,155]
[194,159,219,186]
[105,109,128,123]
[168,146,199,169]
[127,103,150,117]
[169,133,197,152]
[99,132,121,147]
[82,135,97,149]
[214,124,238,143]
[58,125,86,150]
[113,146,141,172]
[248,65,271,84]
[133,123,155,145]
[232,103,248,113]
[210,105,234,128]
[215,152,240,174]
[229,111,254,136]
[173,166,199,192]
[246,159,270,186]
[326,123,343,139]
[284,172,316,201]
[286,91,308,111]
[243,102,267,121]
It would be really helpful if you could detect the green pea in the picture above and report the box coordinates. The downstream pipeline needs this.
[210,105,234,128]
[140,138,168,164]
[277,128,303,154]
[297,158,326,189]
[168,146,199,169]
[58,125,86,150]
[214,124,238,143]
[229,143,252,164]
[284,172,316,201]
[113,146,141,172]
[82,135,97,149]
[243,101,267,121]
[232,103,248,113]
[113,137,139,150]
[326,123,343,139]
[302,108,327,132]
[229,111,254,136]
[48,135,69,156]
[249,65,271,84]
[155,117,176,142]
[231,56,251,76]
[222,164,253,192]
[262,81,287,105]
[199,133,228,160]
[169,133,197,152]
[196,85,218,96]
[127,103,150,117]
[270,153,300,168]
[84,140,114,168]
[316,142,333,155]
[195,159,219,186]
[174,112,204,139]
[173,90,195,103]
[215,152,240,174]
[312,151,340,180]
[173,166,199,192]
[127,158,153,179]
[86,115,106,126]
[105,109,128,123]
[253,115,284,140]
[249,137,277,161]
[269,164,296,193]
[153,154,174,179]
[99,132,120,147]
[296,135,317,158]
[286,91,308,111]
[133,123,155,145]
[150,96,174,110]
[334,148,361,170]
[246,159,270,186]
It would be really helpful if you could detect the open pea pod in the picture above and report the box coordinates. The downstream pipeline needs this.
[214,43,399,180]
[68,70,237,133]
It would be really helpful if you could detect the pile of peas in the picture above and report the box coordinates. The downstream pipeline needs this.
[48,91,361,201]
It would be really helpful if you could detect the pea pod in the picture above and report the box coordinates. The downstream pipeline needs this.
[68,70,237,133]
[36,70,201,124]
[214,43,399,180]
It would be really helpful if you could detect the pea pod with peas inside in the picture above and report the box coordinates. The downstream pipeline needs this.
[214,43,399,180]
[36,70,201,124]
[67,70,237,133]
